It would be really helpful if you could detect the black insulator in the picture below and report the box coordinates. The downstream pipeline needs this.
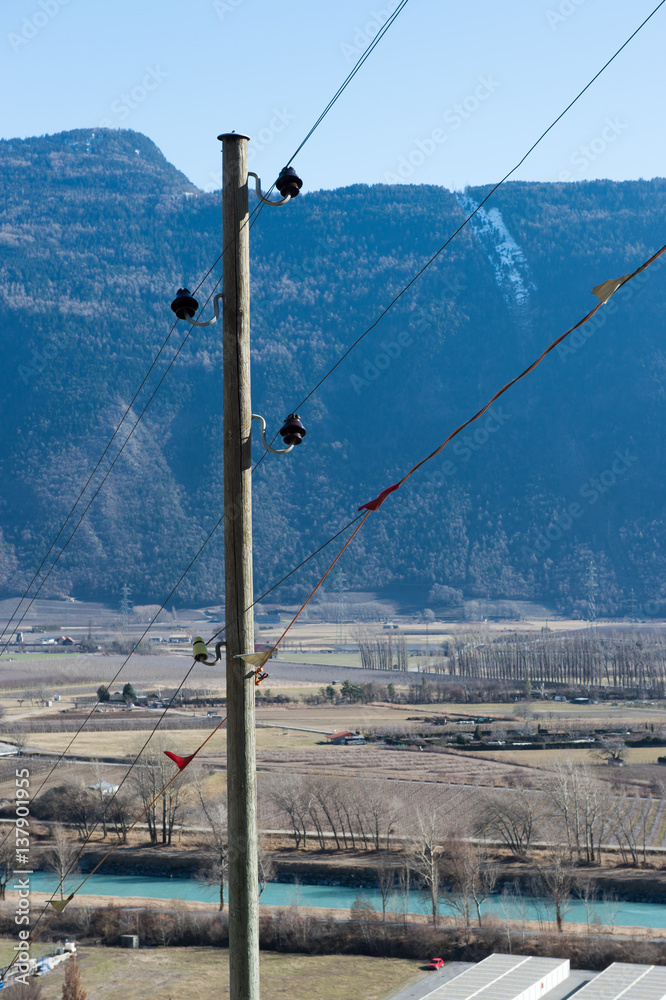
[279,413,306,446]
[171,287,199,321]
[276,166,303,200]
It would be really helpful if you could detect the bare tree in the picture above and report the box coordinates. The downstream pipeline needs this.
[360,781,398,851]
[41,824,79,899]
[545,760,609,864]
[0,841,15,900]
[613,792,654,867]
[531,847,576,933]
[408,807,446,928]
[441,835,497,938]
[375,853,396,922]
[258,839,276,897]
[195,775,228,912]
[134,738,189,845]
[592,737,628,766]
[90,761,110,837]
[61,782,98,841]
[266,775,309,849]
[476,790,537,860]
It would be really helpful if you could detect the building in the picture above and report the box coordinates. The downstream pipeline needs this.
[325,731,365,745]
[423,954,569,1000]
[89,781,120,797]
[573,963,666,998]
[326,731,355,745]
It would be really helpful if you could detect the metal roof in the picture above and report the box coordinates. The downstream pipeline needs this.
[574,963,666,999]
[422,954,569,1000]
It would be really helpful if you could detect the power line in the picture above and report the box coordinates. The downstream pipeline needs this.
[290,0,666,412]
[0,0,410,643]
[2,508,368,953]
[0,277,222,656]
[0,507,364,865]
[0,315,174,651]
[288,0,411,164]
[358,241,666,510]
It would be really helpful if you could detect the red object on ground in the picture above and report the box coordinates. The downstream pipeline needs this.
[164,750,197,771]
[428,958,445,970]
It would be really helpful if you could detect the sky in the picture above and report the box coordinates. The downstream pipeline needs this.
[0,0,664,194]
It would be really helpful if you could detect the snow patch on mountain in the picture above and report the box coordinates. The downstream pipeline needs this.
[456,194,535,314]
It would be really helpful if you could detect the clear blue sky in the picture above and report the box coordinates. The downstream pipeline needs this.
[1,0,663,193]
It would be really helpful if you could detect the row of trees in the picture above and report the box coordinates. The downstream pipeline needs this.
[265,761,663,870]
[444,629,666,694]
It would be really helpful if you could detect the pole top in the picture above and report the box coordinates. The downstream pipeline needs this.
[217,132,251,142]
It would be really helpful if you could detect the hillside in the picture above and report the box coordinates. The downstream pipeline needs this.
[1,127,665,616]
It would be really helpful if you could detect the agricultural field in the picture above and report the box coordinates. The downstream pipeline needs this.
[0,945,427,1000]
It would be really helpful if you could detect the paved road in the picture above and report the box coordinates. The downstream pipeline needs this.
[388,963,473,1000]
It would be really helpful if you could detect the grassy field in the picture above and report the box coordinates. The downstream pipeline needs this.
[4,946,428,1000]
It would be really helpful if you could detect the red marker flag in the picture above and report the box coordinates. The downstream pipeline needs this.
[164,750,198,771]
[358,483,400,512]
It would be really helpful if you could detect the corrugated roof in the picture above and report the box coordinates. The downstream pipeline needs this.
[422,954,569,1000]
[574,963,666,999]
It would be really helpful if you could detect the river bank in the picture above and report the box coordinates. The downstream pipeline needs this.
[77,841,666,905]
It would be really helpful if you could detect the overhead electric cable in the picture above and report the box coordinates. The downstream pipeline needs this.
[357,242,666,510]
[0,513,369,976]
[0,508,364,865]
[0,316,175,651]
[289,0,666,412]
[288,0,411,164]
[0,277,223,656]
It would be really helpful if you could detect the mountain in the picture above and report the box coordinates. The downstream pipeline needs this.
[1,127,665,617]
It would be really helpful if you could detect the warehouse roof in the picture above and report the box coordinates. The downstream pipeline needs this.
[573,963,666,999]
[422,954,570,1000]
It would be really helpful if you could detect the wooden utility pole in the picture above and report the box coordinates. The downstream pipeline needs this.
[219,131,260,1000]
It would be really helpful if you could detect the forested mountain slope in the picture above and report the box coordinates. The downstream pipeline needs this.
[1,128,665,615]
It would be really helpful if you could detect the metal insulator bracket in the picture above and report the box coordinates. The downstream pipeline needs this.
[252,413,294,454]
[188,293,224,327]
[248,172,291,207]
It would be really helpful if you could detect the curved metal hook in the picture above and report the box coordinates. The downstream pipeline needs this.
[248,172,291,207]
[194,639,226,665]
[189,293,224,327]
[251,413,293,454]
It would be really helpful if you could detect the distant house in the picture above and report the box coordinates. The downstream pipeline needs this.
[60,636,76,646]
[326,731,365,745]
[326,731,355,745]
[89,781,120,796]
